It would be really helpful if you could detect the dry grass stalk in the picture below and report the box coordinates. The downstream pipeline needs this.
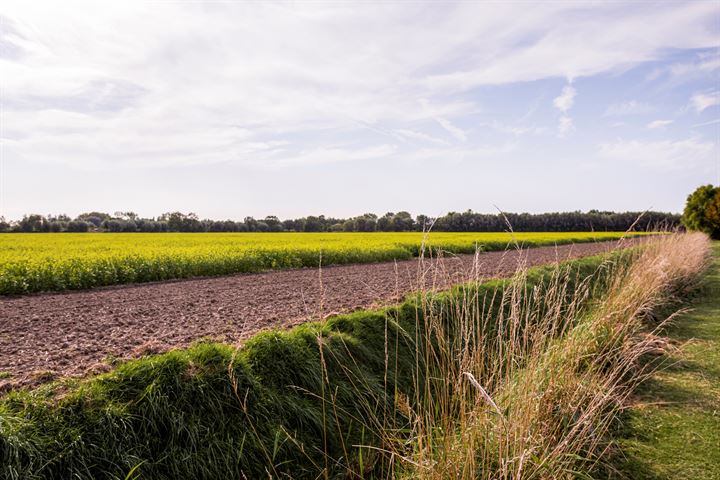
[382,232,711,479]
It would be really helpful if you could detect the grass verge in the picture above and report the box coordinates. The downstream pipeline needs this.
[609,241,720,479]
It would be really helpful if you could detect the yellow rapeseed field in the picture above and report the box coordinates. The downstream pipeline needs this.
[0,232,641,294]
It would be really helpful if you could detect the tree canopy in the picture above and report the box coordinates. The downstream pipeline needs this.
[682,184,720,239]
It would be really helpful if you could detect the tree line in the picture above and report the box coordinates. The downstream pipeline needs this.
[0,209,680,233]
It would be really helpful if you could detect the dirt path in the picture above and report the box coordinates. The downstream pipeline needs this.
[0,239,635,390]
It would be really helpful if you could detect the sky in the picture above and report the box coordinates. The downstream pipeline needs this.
[1,1,719,221]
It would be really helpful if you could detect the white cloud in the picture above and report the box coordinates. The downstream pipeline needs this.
[273,144,398,167]
[558,116,575,137]
[598,136,716,170]
[647,119,673,129]
[392,129,449,145]
[420,2,719,90]
[604,100,655,116]
[398,143,517,165]
[692,118,720,128]
[480,120,546,137]
[554,84,576,136]
[690,91,720,112]
[647,51,720,81]
[553,86,577,113]
[0,0,718,194]
[672,56,720,76]
[435,117,468,142]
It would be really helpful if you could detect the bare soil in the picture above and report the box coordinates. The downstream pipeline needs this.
[0,239,635,391]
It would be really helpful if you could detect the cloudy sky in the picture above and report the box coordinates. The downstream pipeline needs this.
[1,1,719,220]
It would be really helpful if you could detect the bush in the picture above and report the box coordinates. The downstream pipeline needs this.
[682,184,720,239]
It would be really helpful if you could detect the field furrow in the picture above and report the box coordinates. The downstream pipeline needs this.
[0,238,633,390]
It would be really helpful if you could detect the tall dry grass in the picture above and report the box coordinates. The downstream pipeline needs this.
[373,232,711,479]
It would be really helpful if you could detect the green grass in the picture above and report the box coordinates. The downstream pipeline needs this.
[0,231,641,294]
[0,252,623,479]
[611,242,720,479]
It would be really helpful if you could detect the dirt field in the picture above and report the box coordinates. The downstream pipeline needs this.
[0,239,636,390]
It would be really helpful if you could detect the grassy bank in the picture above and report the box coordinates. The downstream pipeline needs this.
[0,231,641,294]
[0,234,706,479]
[611,241,720,479]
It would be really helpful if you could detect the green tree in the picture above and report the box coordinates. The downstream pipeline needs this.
[303,216,322,232]
[18,214,45,232]
[682,184,720,239]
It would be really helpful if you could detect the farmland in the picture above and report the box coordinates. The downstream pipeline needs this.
[0,240,629,387]
[2,1,716,477]
[0,231,641,294]
[0,233,711,479]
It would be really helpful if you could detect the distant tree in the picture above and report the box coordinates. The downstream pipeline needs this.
[263,216,283,232]
[47,214,71,223]
[159,212,202,232]
[18,214,45,232]
[377,212,394,232]
[0,217,10,232]
[66,220,90,232]
[2,209,682,234]
[103,219,123,232]
[350,213,377,232]
[243,216,258,232]
[303,216,322,232]
[392,211,415,231]
[281,218,303,232]
[114,211,139,221]
[77,211,110,227]
[415,214,433,231]
[136,219,167,232]
[682,184,720,239]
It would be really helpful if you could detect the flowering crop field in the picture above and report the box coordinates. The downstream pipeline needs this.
[0,232,642,294]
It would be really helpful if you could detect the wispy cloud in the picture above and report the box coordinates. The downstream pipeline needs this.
[553,85,576,113]
[435,117,468,142]
[647,119,673,129]
[690,91,720,112]
[480,120,546,137]
[392,129,449,145]
[691,118,720,128]
[273,144,397,168]
[647,50,720,81]
[604,100,655,116]
[554,84,576,137]
[598,136,715,170]
[2,1,718,172]
[558,116,575,137]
